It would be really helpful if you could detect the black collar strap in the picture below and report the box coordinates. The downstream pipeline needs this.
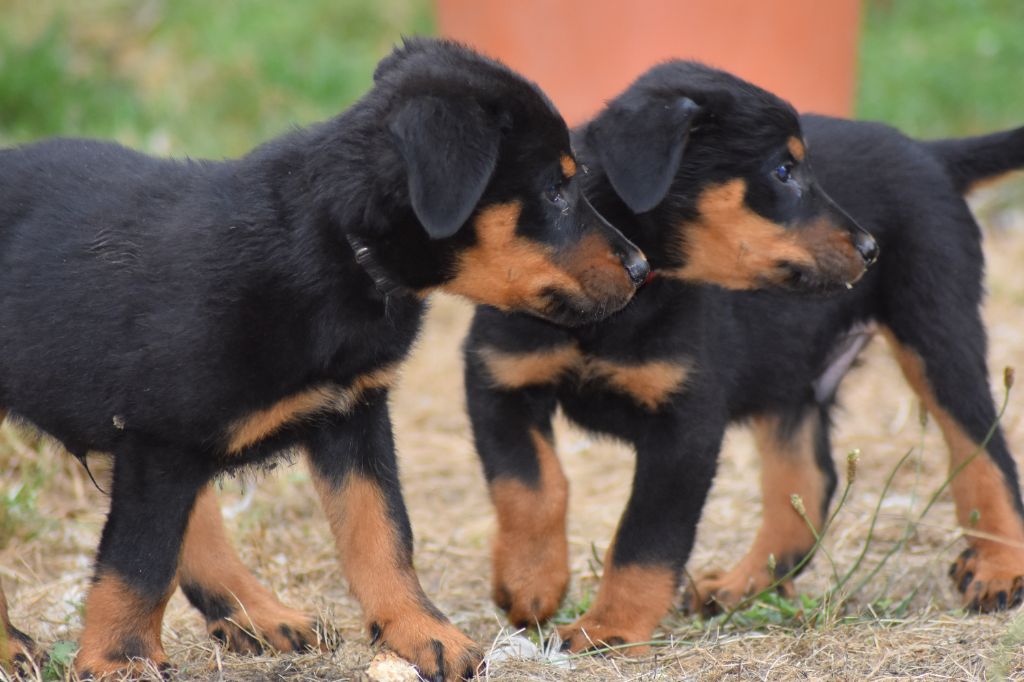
[344,233,411,299]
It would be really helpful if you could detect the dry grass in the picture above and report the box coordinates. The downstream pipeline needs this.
[2,187,1024,681]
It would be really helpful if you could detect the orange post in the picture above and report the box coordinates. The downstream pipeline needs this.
[437,0,861,125]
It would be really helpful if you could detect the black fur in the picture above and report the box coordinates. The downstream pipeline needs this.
[0,38,646,678]
[465,61,1024,643]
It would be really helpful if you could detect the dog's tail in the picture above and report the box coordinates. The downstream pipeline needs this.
[925,125,1024,194]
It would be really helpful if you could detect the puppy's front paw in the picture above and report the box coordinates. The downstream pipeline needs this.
[492,538,569,628]
[682,566,794,617]
[556,613,652,656]
[372,615,482,681]
[206,608,325,655]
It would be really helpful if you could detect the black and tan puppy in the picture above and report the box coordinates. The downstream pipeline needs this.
[0,38,647,680]
[465,61,1024,652]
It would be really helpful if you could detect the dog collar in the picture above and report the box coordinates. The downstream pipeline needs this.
[344,233,412,299]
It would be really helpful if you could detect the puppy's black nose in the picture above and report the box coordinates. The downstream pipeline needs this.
[854,232,879,266]
[621,252,651,287]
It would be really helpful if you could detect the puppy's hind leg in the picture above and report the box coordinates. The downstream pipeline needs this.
[75,442,212,678]
[684,405,836,615]
[1,583,38,671]
[0,409,39,671]
[884,325,1024,612]
[178,486,323,654]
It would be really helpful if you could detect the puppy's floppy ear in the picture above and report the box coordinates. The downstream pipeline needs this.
[587,96,701,214]
[389,96,500,239]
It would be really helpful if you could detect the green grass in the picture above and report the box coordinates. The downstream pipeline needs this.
[0,431,53,550]
[857,0,1024,138]
[0,0,432,156]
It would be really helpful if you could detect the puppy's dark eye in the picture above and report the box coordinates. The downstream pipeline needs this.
[775,163,794,183]
[544,180,568,207]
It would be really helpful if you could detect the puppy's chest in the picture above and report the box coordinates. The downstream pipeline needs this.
[221,299,424,456]
[223,361,402,455]
[477,343,692,412]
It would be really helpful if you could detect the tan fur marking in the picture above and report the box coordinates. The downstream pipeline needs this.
[311,468,480,676]
[560,154,577,179]
[476,346,688,408]
[444,202,582,310]
[884,331,1024,542]
[179,487,318,652]
[787,136,806,162]
[581,358,690,410]
[0,585,30,667]
[226,364,399,453]
[562,232,636,298]
[0,586,8,660]
[476,345,582,389]
[686,413,823,612]
[884,329,1024,607]
[558,561,677,653]
[0,586,8,631]
[669,180,866,289]
[490,429,570,624]
[672,180,818,288]
[76,573,171,676]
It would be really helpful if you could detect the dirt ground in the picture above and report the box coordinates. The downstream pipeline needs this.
[2,188,1024,681]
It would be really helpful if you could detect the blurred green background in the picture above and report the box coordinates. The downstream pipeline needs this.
[1,0,1022,158]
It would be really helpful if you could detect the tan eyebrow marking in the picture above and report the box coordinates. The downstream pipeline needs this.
[560,154,577,179]
[787,137,806,162]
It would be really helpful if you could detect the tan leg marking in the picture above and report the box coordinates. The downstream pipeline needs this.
[1,411,38,670]
[490,429,569,626]
[475,344,581,389]
[1,584,36,669]
[580,357,690,410]
[312,470,481,680]
[179,487,321,653]
[225,364,399,453]
[558,562,677,654]
[885,329,1024,611]
[75,573,172,677]
[685,413,824,615]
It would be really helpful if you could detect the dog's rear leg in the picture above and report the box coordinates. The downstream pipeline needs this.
[1,582,38,671]
[883,325,1024,612]
[306,397,481,681]
[0,409,39,671]
[75,444,211,678]
[465,347,568,628]
[684,406,836,615]
[178,486,323,654]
